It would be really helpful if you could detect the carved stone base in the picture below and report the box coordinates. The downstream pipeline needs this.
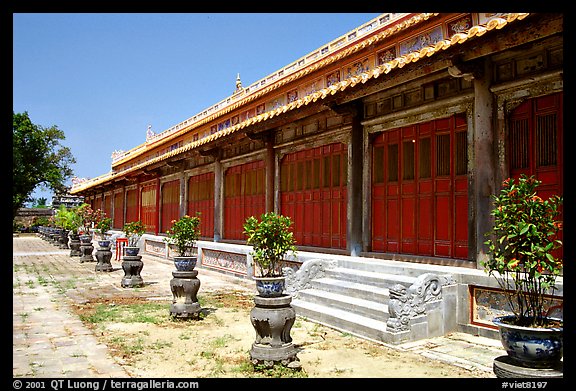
[170,270,201,319]
[493,355,563,378]
[95,246,113,272]
[121,255,144,288]
[79,243,95,263]
[250,295,298,366]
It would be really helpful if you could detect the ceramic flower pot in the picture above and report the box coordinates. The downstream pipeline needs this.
[254,276,286,298]
[493,315,563,369]
[125,246,140,256]
[174,256,197,271]
[98,239,111,249]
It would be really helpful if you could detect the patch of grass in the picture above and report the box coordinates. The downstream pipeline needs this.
[109,336,145,357]
[179,331,192,340]
[209,334,238,348]
[78,301,169,325]
[149,339,173,350]
[36,276,50,286]
[251,363,308,378]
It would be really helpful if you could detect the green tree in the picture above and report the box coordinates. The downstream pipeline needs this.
[13,111,76,218]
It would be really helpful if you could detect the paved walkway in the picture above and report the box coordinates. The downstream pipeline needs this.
[13,234,504,378]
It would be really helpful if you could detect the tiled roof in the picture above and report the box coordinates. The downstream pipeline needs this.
[71,13,529,195]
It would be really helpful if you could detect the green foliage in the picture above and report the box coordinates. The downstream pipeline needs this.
[32,216,50,227]
[482,175,563,327]
[53,205,82,231]
[243,212,297,277]
[95,217,112,235]
[123,220,146,246]
[164,214,201,256]
[13,111,76,218]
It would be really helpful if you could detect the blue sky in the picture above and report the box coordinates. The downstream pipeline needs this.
[13,13,383,205]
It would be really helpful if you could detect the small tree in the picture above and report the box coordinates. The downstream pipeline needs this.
[95,217,112,237]
[243,212,297,277]
[123,221,146,247]
[482,175,563,327]
[164,214,201,256]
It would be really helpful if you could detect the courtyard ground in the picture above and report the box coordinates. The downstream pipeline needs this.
[13,234,503,379]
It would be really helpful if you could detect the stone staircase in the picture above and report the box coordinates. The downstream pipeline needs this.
[283,257,457,345]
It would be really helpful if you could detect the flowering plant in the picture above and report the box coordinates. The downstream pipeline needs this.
[76,204,106,234]
[164,214,201,256]
[482,174,563,327]
[123,220,146,247]
[95,217,112,236]
[243,212,297,277]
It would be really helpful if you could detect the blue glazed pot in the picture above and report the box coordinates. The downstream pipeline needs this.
[254,276,285,298]
[493,315,563,369]
[98,240,111,248]
[125,246,140,256]
[174,256,197,271]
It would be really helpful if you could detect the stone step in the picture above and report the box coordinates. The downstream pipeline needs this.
[325,267,417,288]
[310,277,390,302]
[338,257,455,278]
[291,298,391,343]
[296,287,389,321]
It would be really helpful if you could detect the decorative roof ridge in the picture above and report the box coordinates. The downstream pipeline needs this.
[110,12,433,168]
[71,13,530,194]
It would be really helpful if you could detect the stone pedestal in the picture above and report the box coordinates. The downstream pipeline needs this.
[493,355,563,378]
[68,234,82,257]
[95,244,113,272]
[250,294,299,367]
[121,255,144,288]
[79,237,95,263]
[58,230,69,249]
[170,270,201,319]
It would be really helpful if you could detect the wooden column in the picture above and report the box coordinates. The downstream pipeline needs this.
[347,105,364,256]
[155,177,161,236]
[213,155,223,242]
[179,169,187,219]
[265,135,275,213]
[471,59,496,268]
[329,101,363,256]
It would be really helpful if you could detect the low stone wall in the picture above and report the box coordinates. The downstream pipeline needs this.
[121,231,563,339]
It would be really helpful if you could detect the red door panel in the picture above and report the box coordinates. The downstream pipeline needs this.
[280,143,347,249]
[372,116,469,260]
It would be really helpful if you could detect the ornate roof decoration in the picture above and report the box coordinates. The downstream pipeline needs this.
[71,13,530,194]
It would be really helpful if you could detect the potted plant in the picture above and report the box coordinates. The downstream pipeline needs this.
[122,220,146,256]
[164,214,201,271]
[95,216,113,247]
[482,174,563,369]
[76,203,96,241]
[54,205,79,249]
[243,212,297,297]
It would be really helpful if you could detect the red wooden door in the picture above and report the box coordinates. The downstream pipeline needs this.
[103,194,112,219]
[372,115,468,260]
[161,180,180,234]
[223,160,265,240]
[140,183,157,233]
[125,189,138,224]
[509,93,563,258]
[188,172,215,239]
[280,143,347,249]
[113,192,124,229]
